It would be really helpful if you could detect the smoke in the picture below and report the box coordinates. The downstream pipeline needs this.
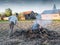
[32,14,52,30]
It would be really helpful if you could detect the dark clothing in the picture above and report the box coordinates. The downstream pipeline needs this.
[9,21,15,37]
[10,21,15,30]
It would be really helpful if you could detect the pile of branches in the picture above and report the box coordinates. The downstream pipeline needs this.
[13,27,60,40]
[2,27,60,45]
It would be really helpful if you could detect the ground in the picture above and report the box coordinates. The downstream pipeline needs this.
[0,20,60,45]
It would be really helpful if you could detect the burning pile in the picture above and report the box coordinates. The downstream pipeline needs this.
[9,26,60,45]
[12,22,59,40]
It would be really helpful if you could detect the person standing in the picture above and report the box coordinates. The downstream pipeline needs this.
[8,14,18,37]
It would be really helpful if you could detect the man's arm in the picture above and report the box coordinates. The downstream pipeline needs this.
[15,17,18,24]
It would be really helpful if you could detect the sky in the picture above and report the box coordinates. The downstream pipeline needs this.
[0,0,60,13]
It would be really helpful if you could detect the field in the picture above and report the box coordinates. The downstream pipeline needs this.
[0,20,60,45]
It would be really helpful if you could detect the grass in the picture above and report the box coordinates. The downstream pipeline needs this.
[53,20,60,22]
[0,20,8,23]
[1,19,60,23]
[0,20,34,23]
[19,20,34,22]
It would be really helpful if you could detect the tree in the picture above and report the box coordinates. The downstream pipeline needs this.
[1,13,6,20]
[5,8,12,17]
[0,14,1,17]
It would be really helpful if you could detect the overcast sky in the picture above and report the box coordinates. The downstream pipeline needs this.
[0,0,60,13]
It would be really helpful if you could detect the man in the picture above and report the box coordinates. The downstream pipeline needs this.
[32,14,42,33]
[32,23,40,33]
[8,14,18,37]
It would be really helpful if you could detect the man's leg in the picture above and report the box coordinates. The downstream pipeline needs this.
[9,22,14,37]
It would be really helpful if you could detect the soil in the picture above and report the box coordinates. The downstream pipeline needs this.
[0,21,60,45]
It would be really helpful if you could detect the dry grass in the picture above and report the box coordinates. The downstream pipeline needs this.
[0,21,60,45]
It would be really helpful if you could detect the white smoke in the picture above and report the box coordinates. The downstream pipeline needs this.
[32,14,52,30]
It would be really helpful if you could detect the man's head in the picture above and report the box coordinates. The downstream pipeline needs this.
[15,13,18,17]
[12,13,18,17]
